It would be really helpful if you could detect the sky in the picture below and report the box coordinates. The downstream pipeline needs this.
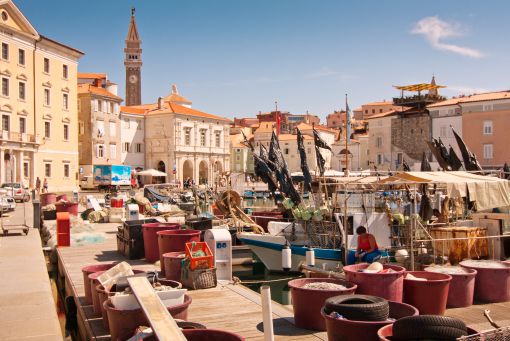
[15,0,510,121]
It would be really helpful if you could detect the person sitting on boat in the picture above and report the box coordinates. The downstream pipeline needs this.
[347,226,382,265]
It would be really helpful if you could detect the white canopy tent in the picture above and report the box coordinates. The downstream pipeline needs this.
[136,168,168,177]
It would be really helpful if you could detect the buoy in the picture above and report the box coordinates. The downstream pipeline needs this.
[395,249,409,264]
[282,243,291,271]
[306,247,315,267]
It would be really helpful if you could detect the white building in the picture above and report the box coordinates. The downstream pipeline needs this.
[119,106,145,170]
[125,86,231,185]
[427,101,463,161]
[331,138,361,171]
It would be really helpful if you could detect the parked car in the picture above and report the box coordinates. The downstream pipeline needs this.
[0,195,16,211]
[0,183,30,202]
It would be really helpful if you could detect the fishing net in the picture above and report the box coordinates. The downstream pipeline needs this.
[457,327,510,340]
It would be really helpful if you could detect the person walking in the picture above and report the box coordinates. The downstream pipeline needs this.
[43,178,48,193]
[35,177,41,194]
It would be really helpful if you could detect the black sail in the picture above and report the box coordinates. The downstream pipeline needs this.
[297,128,312,192]
[421,152,432,171]
[448,146,463,171]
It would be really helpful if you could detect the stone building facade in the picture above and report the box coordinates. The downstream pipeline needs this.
[77,74,123,177]
[0,0,83,191]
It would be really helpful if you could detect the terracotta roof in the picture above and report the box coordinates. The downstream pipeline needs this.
[120,106,147,115]
[231,140,249,148]
[146,102,232,123]
[78,73,106,79]
[77,84,122,101]
[427,91,510,108]
[353,107,363,112]
[365,110,399,120]
[164,93,192,105]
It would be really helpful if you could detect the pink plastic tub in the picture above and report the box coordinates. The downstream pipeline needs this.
[104,295,192,341]
[142,223,180,263]
[157,229,200,276]
[425,267,477,308]
[288,278,357,331]
[460,260,510,303]
[322,301,418,341]
[81,263,117,305]
[403,271,451,315]
[378,324,478,341]
[343,263,406,302]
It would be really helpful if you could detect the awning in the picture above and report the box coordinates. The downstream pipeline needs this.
[393,83,447,92]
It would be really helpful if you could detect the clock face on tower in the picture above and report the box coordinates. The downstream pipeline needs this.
[129,74,138,84]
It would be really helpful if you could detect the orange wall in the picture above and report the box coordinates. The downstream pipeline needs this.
[462,110,510,167]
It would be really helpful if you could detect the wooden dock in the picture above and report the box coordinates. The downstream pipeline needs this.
[54,223,510,340]
[55,223,327,340]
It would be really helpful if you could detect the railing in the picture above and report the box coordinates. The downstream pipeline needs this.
[393,95,447,106]
[0,131,38,144]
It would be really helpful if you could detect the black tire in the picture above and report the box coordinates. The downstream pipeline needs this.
[323,294,389,322]
[393,315,468,340]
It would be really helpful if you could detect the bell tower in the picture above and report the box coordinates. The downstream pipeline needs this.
[124,7,142,106]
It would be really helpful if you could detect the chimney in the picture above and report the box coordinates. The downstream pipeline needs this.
[94,78,102,88]
[158,97,163,109]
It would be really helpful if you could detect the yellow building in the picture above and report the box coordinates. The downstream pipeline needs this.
[0,0,83,191]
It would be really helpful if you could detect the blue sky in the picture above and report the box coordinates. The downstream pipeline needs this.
[15,0,510,120]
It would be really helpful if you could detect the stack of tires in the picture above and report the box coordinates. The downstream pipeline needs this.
[378,315,469,341]
[320,294,418,341]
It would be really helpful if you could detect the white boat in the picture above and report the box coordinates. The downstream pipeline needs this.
[238,212,392,272]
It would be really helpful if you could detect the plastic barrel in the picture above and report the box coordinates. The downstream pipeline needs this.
[81,263,117,305]
[157,230,201,276]
[403,271,451,315]
[104,295,192,341]
[377,325,479,341]
[460,260,510,303]
[163,252,186,282]
[288,278,357,331]
[322,301,418,341]
[40,193,57,206]
[425,267,477,308]
[142,223,180,263]
[343,263,406,302]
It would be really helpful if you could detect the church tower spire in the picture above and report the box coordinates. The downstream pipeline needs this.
[124,7,142,106]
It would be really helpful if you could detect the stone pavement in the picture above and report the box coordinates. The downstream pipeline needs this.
[0,226,62,340]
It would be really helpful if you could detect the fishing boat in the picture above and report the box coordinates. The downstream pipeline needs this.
[238,211,392,272]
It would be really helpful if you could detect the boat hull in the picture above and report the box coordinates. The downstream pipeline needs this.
[238,233,343,272]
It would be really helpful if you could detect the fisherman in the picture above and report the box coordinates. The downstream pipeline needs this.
[347,225,382,265]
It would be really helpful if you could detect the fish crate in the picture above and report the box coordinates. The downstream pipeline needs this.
[116,232,144,260]
[185,241,213,270]
[181,265,217,290]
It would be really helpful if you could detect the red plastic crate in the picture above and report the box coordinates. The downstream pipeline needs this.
[57,233,70,247]
[185,241,213,270]
[56,212,70,234]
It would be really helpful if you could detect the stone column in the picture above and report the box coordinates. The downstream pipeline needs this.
[10,150,16,184]
[30,152,36,188]
[0,148,4,184]
[18,150,24,184]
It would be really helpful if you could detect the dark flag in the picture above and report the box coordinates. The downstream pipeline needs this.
[315,145,326,176]
[296,128,312,192]
[260,144,269,162]
[448,146,463,171]
[426,140,450,170]
[421,152,432,171]
[241,131,254,152]
[313,128,332,151]
[268,132,301,204]
[402,158,411,171]
[437,138,451,168]
[253,153,278,193]
[452,127,483,171]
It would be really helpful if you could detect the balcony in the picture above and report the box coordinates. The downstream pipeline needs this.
[393,95,447,108]
[0,131,38,144]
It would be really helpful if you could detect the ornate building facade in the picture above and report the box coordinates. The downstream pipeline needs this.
[0,0,83,191]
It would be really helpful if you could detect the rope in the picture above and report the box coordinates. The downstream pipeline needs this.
[232,275,303,285]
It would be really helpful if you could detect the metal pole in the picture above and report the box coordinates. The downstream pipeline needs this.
[410,184,416,270]
[345,94,349,176]
[343,183,349,265]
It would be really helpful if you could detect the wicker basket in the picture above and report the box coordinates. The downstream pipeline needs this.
[181,266,217,290]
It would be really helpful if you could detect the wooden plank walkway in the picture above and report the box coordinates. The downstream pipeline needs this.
[0,228,63,340]
[54,222,510,339]
[55,223,327,340]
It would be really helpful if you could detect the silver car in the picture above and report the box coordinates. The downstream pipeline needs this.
[1,183,30,202]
